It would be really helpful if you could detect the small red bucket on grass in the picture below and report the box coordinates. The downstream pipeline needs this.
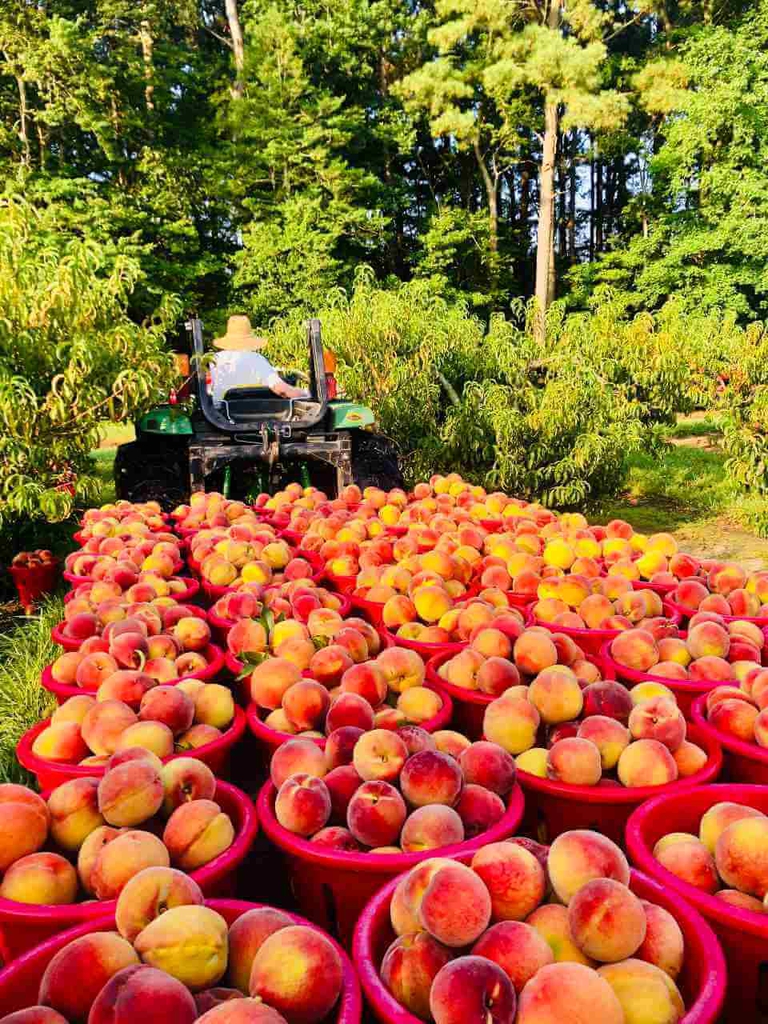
[17,704,247,789]
[691,693,768,783]
[0,781,257,963]
[626,782,768,1022]
[9,560,60,614]
[353,863,726,1024]
[0,898,361,1022]
[256,781,524,949]
[516,722,722,845]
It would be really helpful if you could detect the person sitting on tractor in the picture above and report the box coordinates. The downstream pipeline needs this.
[209,315,310,403]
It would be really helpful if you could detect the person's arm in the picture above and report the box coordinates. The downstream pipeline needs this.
[267,373,311,399]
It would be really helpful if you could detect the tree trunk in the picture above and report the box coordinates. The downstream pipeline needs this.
[15,75,30,168]
[534,100,558,342]
[139,19,155,111]
[567,130,577,262]
[225,0,245,99]
[473,137,498,254]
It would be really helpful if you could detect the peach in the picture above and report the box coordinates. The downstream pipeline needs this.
[397,725,437,756]
[630,680,676,705]
[715,816,768,897]
[82,700,138,756]
[270,738,327,789]
[688,620,730,660]
[77,825,123,893]
[515,962,623,1024]
[581,682,633,724]
[396,686,442,723]
[376,647,425,693]
[433,730,472,759]
[38,932,140,1021]
[325,692,374,734]
[513,632,557,675]
[0,786,49,869]
[529,667,583,725]
[116,865,204,942]
[227,907,293,994]
[628,696,685,752]
[282,680,329,732]
[576,717,629,770]
[673,740,708,776]
[579,594,614,629]
[139,686,194,735]
[97,669,157,709]
[51,651,86,685]
[597,959,684,1022]
[249,924,343,1024]
[617,738,678,787]
[429,956,516,1024]
[400,750,463,807]
[710,698,758,741]
[455,785,505,837]
[472,920,553,993]
[459,741,516,796]
[717,889,766,912]
[483,694,540,755]
[324,726,363,770]
[381,931,454,1019]
[471,842,545,921]
[474,657,520,697]
[0,852,77,905]
[114,720,174,758]
[568,878,646,962]
[173,616,211,651]
[547,830,630,905]
[340,663,387,707]
[609,630,658,671]
[700,800,765,853]
[176,651,209,676]
[417,861,492,946]
[652,832,700,857]
[311,826,361,851]
[163,798,235,869]
[51,693,97,726]
[275,775,331,836]
[324,765,361,823]
[193,684,235,729]
[390,857,455,934]
[134,904,228,991]
[347,780,406,847]
[515,748,547,777]
[401,805,464,852]
[689,655,734,683]
[547,737,602,786]
[31,722,90,764]
[249,659,302,710]
[309,646,354,689]
[636,899,684,979]
[0,1010,69,1023]
[87,963,198,1023]
[353,729,408,783]
[525,904,593,966]
[98,758,163,826]
[76,652,120,691]
[160,757,216,815]
[91,829,170,900]
[47,777,103,852]
[656,839,719,892]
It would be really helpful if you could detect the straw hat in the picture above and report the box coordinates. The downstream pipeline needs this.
[214,315,267,351]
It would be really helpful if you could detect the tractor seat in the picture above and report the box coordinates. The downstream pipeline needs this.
[221,388,293,422]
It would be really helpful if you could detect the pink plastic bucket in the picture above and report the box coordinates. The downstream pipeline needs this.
[245,679,454,761]
[666,597,768,628]
[516,723,722,845]
[601,635,726,720]
[17,704,247,789]
[42,642,225,703]
[0,898,361,1021]
[535,602,682,657]
[256,781,525,949]
[354,864,726,1024]
[324,571,357,595]
[0,781,257,963]
[691,693,768,783]
[626,782,768,1022]
[64,561,184,588]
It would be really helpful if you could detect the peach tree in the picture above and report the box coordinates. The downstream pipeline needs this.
[0,196,178,527]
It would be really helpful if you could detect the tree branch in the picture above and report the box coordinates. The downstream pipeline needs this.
[203,24,233,50]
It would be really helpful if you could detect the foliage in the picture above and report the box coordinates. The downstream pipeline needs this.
[0,196,177,526]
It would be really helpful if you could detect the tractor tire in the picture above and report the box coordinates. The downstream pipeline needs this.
[114,441,190,510]
[350,431,404,492]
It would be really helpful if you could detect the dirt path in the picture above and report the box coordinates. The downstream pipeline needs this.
[672,519,768,570]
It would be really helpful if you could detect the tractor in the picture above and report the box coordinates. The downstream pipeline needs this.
[114,317,402,508]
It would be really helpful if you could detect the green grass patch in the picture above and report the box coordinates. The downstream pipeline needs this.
[0,600,60,785]
[667,414,723,439]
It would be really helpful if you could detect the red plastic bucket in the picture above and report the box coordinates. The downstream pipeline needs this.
[42,642,225,702]
[379,628,467,664]
[256,781,525,949]
[9,560,60,613]
[17,704,247,789]
[0,781,258,963]
[324,572,357,595]
[690,694,768,783]
[516,723,722,846]
[535,602,682,657]
[632,578,677,596]
[626,782,768,1022]
[666,597,768,629]
[64,561,185,588]
[601,635,724,720]
[425,651,608,741]
[353,864,726,1024]
[0,897,361,1021]
[245,679,454,761]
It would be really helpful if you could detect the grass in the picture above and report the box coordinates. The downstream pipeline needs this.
[0,599,60,784]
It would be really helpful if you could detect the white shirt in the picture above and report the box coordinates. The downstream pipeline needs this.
[210,351,281,405]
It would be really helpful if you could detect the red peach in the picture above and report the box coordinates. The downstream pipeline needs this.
[228,906,293,994]
[635,899,684,979]
[459,742,516,796]
[347,780,406,847]
[270,738,327,789]
[581,682,633,724]
[568,877,646,961]
[418,861,492,946]
[471,841,546,921]
[87,963,198,1024]
[352,729,408,783]
[381,931,453,1019]
[38,933,139,1021]
[324,765,362,824]
[455,785,506,837]
[515,962,623,1023]
[546,737,602,786]
[400,805,464,852]
[617,738,678,787]
[547,830,630,905]
[400,750,464,808]
[325,692,375,734]
[429,957,516,1024]
[656,840,719,892]
[275,775,331,836]
[628,696,686,752]
[472,921,554,993]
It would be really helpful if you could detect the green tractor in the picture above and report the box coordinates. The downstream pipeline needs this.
[114,317,402,508]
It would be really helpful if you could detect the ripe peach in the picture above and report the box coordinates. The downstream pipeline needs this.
[88,963,198,1023]
[91,829,170,900]
[401,805,464,852]
[376,647,425,693]
[227,907,293,994]
[324,765,362,823]
[636,899,684,979]
[581,682,633,724]
[249,659,302,709]
[0,1009,69,1023]
[397,725,437,756]
[471,921,553,994]
[163,798,235,869]
[340,663,387,707]
[0,785,49,870]
[270,738,327,789]
[309,646,354,688]
[47,777,103,852]
[610,630,658,672]
[715,816,768,897]
[116,865,204,942]
[0,852,77,905]
[513,632,557,675]
[471,842,545,921]
[568,878,646,962]
[628,696,685,752]
[516,962,623,1023]
[98,758,163,827]
[429,956,516,1024]
[618,737,678,787]
[710,698,758,741]
[31,721,90,764]
[324,726,363,770]
[433,730,472,759]
[381,931,454,1019]
[353,729,408,783]
[400,750,463,807]
[459,741,516,796]
[347,780,406,847]
[76,652,120,692]
[416,861,492,946]
[275,775,331,837]
[717,889,767,911]
[311,826,361,851]
[38,932,140,1021]
[546,737,602,786]
[455,785,505,837]
[525,904,593,966]
[81,700,138,756]
[673,739,708,777]
[484,694,540,755]
[576,717,630,770]
[173,616,211,652]
[134,904,228,991]
[397,686,443,723]
[700,800,765,853]
[656,839,719,892]
[249,924,343,1024]
[51,651,86,685]
[159,757,216,816]
[547,830,630,905]
[139,686,194,735]
[529,667,583,725]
